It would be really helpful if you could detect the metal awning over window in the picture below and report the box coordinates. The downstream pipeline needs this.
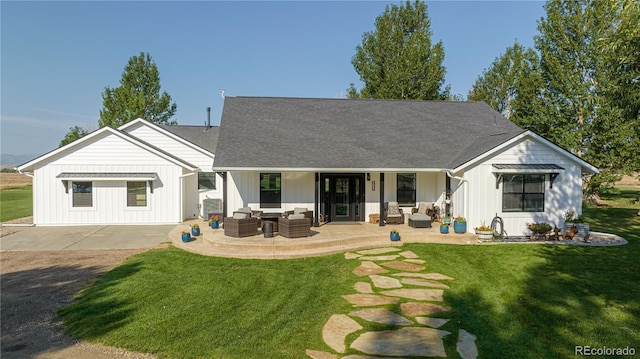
[492,164,564,189]
[57,172,157,181]
[57,172,157,193]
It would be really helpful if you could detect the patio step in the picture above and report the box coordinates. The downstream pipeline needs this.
[170,221,477,259]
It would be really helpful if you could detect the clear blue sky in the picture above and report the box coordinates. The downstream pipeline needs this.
[1,1,545,157]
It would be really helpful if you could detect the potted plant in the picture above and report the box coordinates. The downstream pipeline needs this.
[190,224,200,236]
[181,230,191,242]
[563,210,589,239]
[390,229,400,241]
[209,215,220,229]
[439,222,449,234]
[453,217,467,233]
[442,216,452,224]
[475,222,494,242]
[527,222,552,235]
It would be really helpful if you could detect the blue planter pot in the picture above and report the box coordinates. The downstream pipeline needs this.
[390,232,400,241]
[181,233,191,242]
[210,221,219,229]
[453,221,467,234]
[440,225,449,234]
[191,228,200,236]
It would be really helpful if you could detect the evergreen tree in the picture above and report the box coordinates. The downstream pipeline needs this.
[348,0,449,100]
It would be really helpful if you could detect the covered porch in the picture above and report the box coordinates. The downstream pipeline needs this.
[170,219,477,259]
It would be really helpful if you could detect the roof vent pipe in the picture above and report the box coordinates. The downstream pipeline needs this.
[206,107,211,129]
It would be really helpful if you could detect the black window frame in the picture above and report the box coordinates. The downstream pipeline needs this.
[259,173,281,209]
[127,181,147,207]
[502,174,545,212]
[198,172,216,190]
[72,181,93,207]
[397,173,416,207]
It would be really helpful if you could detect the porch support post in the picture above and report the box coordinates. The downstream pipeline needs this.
[379,172,385,226]
[221,172,228,220]
[314,172,320,227]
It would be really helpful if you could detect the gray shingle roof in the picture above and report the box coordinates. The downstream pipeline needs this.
[213,97,525,170]
[159,125,219,154]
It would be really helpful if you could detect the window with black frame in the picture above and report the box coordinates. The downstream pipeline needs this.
[502,174,545,212]
[198,172,216,190]
[260,173,281,208]
[397,173,416,207]
[127,181,147,207]
[72,181,92,207]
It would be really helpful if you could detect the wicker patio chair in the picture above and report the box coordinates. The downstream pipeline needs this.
[234,207,263,229]
[384,201,404,225]
[278,216,311,238]
[224,213,259,237]
[284,207,314,226]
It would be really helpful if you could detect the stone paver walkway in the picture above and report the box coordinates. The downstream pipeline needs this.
[307,247,478,359]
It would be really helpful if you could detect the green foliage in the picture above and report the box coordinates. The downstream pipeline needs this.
[58,191,639,358]
[468,42,545,128]
[0,186,32,222]
[349,0,449,100]
[99,52,177,128]
[59,125,89,147]
[471,0,639,193]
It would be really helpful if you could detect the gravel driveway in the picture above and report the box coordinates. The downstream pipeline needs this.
[1,249,158,359]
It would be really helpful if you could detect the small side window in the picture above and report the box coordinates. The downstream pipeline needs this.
[72,182,92,207]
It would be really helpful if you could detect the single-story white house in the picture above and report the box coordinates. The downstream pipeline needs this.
[18,118,223,225]
[212,97,599,236]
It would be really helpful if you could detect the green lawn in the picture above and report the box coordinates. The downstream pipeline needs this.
[0,185,32,222]
[59,190,640,358]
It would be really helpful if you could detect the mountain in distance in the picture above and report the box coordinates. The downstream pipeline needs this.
[1,154,38,169]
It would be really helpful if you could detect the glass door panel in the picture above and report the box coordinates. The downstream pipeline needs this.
[335,177,350,217]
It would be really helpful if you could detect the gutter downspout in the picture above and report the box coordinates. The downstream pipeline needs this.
[179,171,197,222]
[445,171,468,225]
[16,168,34,178]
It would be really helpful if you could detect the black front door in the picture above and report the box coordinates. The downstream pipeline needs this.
[321,174,365,222]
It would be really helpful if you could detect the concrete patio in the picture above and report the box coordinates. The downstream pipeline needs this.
[170,220,478,259]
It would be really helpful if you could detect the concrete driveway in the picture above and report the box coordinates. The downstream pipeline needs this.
[0,225,174,251]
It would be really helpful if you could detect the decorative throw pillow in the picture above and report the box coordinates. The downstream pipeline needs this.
[238,207,252,214]
[388,202,400,215]
[233,212,248,219]
[294,207,308,215]
[418,202,429,215]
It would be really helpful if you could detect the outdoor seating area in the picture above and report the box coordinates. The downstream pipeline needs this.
[223,207,315,239]
[173,217,477,259]
[408,202,438,228]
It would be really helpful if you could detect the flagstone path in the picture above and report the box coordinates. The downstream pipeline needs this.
[306,247,478,359]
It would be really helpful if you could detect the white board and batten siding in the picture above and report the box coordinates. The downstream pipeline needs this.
[226,171,315,215]
[227,171,448,221]
[32,133,184,225]
[464,137,585,236]
[123,122,223,219]
[369,172,447,220]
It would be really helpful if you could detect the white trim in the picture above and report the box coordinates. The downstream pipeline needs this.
[57,173,158,181]
[119,118,216,157]
[212,167,449,172]
[453,130,599,174]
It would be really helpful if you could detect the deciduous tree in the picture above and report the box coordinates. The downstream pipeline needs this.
[99,52,177,128]
[348,0,449,100]
[59,126,89,147]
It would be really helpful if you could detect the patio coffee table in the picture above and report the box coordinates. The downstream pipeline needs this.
[259,213,282,233]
